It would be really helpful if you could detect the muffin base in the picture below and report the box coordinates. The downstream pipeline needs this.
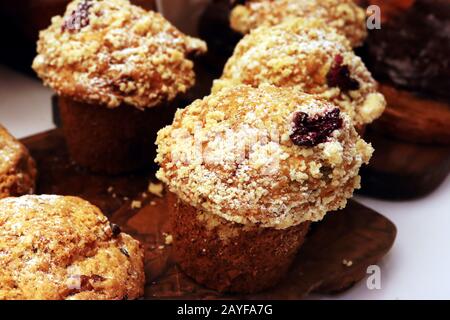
[169,193,311,294]
[59,97,178,174]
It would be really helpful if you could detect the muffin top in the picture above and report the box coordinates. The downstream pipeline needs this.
[0,195,145,300]
[32,0,207,109]
[0,125,37,199]
[230,0,367,47]
[156,85,373,229]
[213,19,386,127]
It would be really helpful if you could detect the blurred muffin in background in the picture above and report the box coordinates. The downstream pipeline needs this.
[359,0,450,144]
[32,0,207,174]
[213,19,385,129]
[230,0,367,47]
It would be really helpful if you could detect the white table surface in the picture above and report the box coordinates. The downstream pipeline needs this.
[1,65,449,300]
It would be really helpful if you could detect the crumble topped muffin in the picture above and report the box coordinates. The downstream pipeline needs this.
[0,125,36,199]
[32,0,207,109]
[230,0,367,47]
[156,85,373,229]
[213,19,386,127]
[0,195,145,300]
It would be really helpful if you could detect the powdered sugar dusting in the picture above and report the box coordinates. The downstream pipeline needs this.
[156,85,373,229]
[32,0,207,109]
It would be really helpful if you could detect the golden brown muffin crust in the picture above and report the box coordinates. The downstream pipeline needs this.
[33,0,207,109]
[156,85,373,229]
[230,0,367,47]
[0,125,36,199]
[0,195,145,300]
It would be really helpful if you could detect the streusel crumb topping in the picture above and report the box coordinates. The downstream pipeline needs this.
[0,195,144,300]
[0,125,37,199]
[230,0,367,47]
[156,85,373,229]
[213,19,385,127]
[33,0,207,109]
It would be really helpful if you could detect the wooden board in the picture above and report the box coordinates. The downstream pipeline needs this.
[22,129,397,299]
[359,129,450,199]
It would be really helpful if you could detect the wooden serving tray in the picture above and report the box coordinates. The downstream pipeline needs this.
[22,129,397,299]
[359,128,450,199]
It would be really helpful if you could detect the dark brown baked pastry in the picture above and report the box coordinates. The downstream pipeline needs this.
[362,0,450,144]
[0,125,37,199]
[32,0,207,174]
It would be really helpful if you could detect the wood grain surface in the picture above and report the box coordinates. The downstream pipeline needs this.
[359,128,450,199]
[373,85,450,145]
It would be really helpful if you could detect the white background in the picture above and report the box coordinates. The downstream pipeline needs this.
[1,65,449,299]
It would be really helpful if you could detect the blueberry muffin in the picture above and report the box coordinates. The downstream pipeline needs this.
[32,0,207,174]
[230,0,367,47]
[0,125,36,199]
[156,85,373,293]
[0,195,145,300]
[213,19,386,129]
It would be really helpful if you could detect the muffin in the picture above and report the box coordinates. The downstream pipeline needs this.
[32,0,207,174]
[0,125,37,199]
[362,0,450,144]
[230,0,367,47]
[0,195,145,300]
[212,19,386,129]
[155,85,373,293]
